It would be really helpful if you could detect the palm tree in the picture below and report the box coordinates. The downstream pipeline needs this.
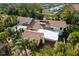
[0,28,13,55]
[11,45,23,56]
[15,39,30,55]
[15,39,37,56]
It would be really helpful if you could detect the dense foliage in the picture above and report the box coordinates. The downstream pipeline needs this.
[0,4,43,19]
[0,4,79,56]
[67,32,79,46]
[0,15,17,32]
[56,4,75,23]
[55,4,79,24]
[3,15,17,27]
[33,44,54,56]
[67,24,79,34]
[0,20,5,32]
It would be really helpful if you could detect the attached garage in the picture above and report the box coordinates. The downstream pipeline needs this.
[38,29,59,41]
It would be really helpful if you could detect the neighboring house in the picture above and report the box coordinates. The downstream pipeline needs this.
[22,30,45,46]
[41,3,65,13]
[49,5,64,13]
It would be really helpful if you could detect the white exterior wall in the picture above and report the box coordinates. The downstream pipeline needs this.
[53,27,64,36]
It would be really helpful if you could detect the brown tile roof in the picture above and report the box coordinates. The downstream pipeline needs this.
[30,20,66,30]
[48,20,66,28]
[22,30,44,40]
[17,16,66,30]
[17,16,32,25]
[30,20,43,31]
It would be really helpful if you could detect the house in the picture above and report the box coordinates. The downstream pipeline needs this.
[12,16,34,31]
[22,30,45,46]
[30,20,66,34]
[15,16,66,42]
[17,16,33,27]
[38,29,59,41]
[28,19,66,42]
[49,5,64,13]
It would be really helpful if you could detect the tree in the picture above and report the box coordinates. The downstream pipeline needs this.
[0,32,11,55]
[7,4,43,19]
[73,10,79,24]
[52,41,79,56]
[15,39,28,55]
[65,43,76,56]
[15,39,36,56]
[27,4,43,18]
[42,13,54,20]
[52,41,65,56]
[0,20,5,32]
[16,4,28,16]
[67,32,79,48]
[74,43,79,55]
[3,15,17,27]
[57,4,75,24]
[0,27,12,43]
[33,44,54,56]
[0,4,8,14]
[67,24,79,34]
[7,6,18,15]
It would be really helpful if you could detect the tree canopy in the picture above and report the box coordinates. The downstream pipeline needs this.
[56,4,75,24]
[67,32,79,46]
